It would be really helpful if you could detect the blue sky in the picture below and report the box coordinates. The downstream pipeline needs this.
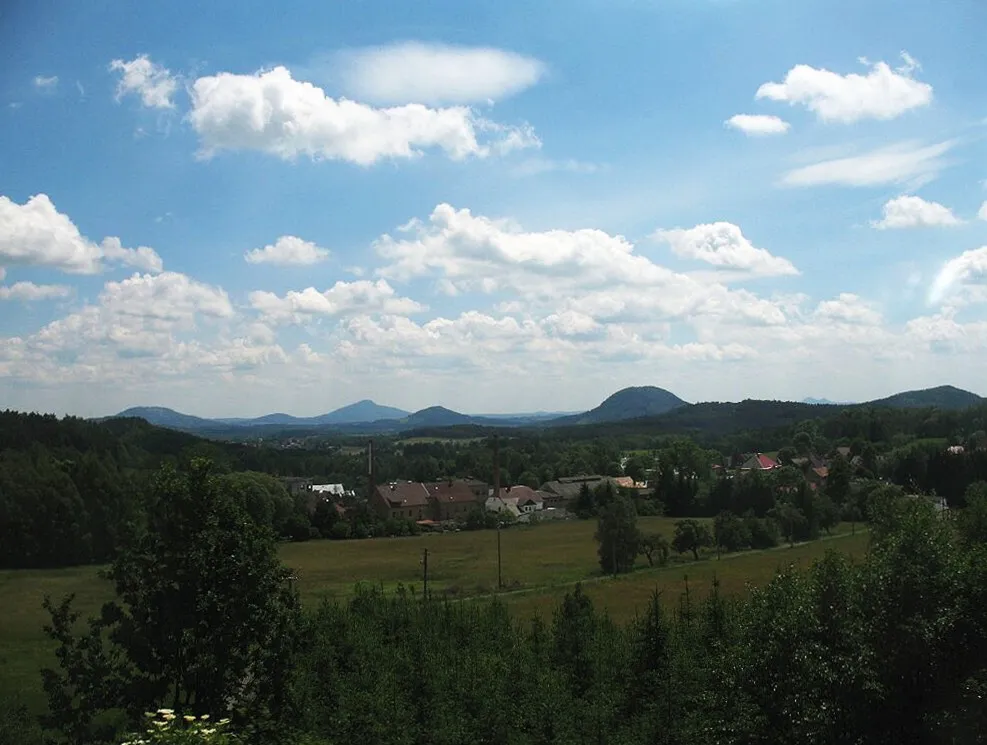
[1,0,986,417]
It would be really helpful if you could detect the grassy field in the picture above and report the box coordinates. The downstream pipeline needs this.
[0,518,869,713]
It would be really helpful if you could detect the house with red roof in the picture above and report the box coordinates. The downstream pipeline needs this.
[738,453,780,471]
[372,481,431,521]
[425,480,480,521]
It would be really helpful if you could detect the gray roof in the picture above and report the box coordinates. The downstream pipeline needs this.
[539,475,615,500]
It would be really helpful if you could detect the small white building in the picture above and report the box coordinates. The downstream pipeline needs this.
[311,483,348,497]
[485,496,522,519]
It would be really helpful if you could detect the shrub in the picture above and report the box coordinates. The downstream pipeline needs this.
[745,514,781,549]
[329,521,351,540]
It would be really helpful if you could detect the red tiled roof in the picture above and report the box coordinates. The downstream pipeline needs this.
[425,480,477,504]
[377,482,430,508]
[756,454,778,469]
[498,485,540,502]
[613,476,635,488]
[812,466,829,479]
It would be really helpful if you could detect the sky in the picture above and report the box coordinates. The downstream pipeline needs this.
[1,0,987,418]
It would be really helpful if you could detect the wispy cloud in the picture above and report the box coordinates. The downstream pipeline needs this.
[782,140,954,188]
[511,157,601,177]
[109,54,178,109]
[33,75,59,91]
[335,41,546,105]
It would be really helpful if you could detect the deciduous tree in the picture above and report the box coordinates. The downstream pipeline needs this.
[41,459,301,742]
[672,519,712,560]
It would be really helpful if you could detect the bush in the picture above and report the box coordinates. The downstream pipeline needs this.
[744,513,781,549]
[636,499,664,517]
[329,521,351,540]
[285,513,312,542]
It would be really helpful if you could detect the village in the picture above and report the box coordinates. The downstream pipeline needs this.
[279,446,884,532]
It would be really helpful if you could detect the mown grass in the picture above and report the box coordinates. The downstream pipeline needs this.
[490,529,870,624]
[0,517,867,714]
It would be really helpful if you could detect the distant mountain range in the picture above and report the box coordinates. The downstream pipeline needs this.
[212,399,411,427]
[801,397,856,406]
[110,384,985,437]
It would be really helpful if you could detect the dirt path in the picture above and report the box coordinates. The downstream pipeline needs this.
[466,527,869,603]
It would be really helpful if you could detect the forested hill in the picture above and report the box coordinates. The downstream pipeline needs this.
[0,411,360,570]
[868,385,984,410]
[549,386,688,426]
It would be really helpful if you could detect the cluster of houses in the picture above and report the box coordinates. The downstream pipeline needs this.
[710,446,892,493]
[372,479,574,526]
[284,447,887,529]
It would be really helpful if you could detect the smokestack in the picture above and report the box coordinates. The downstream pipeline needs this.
[493,436,500,500]
[368,439,375,499]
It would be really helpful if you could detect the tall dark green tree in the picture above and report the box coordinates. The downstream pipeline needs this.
[551,584,597,700]
[573,481,596,519]
[826,452,852,505]
[595,496,640,574]
[41,459,301,743]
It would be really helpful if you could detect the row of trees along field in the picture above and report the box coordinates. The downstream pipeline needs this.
[6,456,987,744]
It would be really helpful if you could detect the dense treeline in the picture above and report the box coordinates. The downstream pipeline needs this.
[20,475,987,745]
[0,412,321,568]
[4,401,987,568]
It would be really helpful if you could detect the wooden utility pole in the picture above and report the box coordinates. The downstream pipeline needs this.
[497,522,503,590]
[493,436,502,589]
[367,439,375,499]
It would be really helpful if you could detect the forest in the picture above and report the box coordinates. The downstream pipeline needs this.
[5,458,987,745]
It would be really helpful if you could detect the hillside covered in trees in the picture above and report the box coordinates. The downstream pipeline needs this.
[3,397,987,569]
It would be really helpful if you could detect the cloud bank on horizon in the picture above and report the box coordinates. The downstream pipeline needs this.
[1,0,986,417]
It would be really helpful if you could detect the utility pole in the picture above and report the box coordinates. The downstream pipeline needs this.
[493,436,502,590]
[497,522,503,590]
[367,439,375,500]
[421,547,429,599]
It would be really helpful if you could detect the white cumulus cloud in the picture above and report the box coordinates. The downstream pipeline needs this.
[756,52,932,124]
[245,236,331,265]
[109,54,179,109]
[813,293,882,325]
[725,114,791,136]
[871,195,962,229]
[249,280,426,324]
[653,222,799,277]
[782,140,953,188]
[375,204,795,331]
[0,282,72,301]
[188,66,538,166]
[99,271,234,321]
[928,246,987,306]
[0,194,163,274]
[337,42,546,105]
[978,202,987,221]
[100,236,164,273]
